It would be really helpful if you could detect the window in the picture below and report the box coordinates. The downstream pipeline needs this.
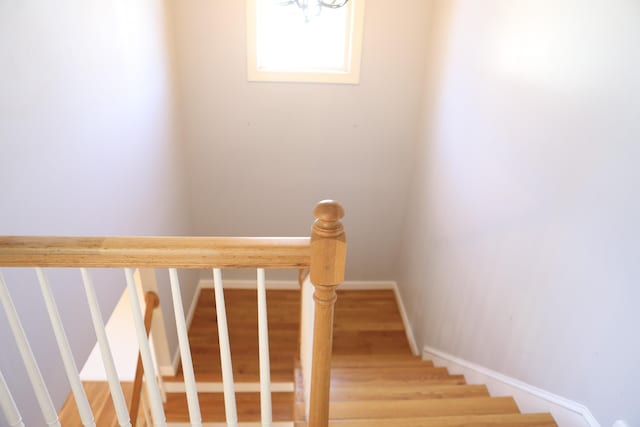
[246,0,365,84]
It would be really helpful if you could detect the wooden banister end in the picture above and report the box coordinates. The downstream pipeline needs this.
[308,200,347,427]
[144,291,160,309]
[313,200,344,223]
[310,200,346,287]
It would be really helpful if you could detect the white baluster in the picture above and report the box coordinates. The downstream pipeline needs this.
[256,269,272,427]
[0,271,61,427]
[212,268,238,427]
[80,269,132,427]
[36,268,95,427]
[168,269,202,426]
[0,369,25,427]
[124,268,167,427]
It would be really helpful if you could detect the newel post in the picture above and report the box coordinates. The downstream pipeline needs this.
[308,200,346,427]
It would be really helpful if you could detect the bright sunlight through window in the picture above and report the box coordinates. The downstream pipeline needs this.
[247,0,365,84]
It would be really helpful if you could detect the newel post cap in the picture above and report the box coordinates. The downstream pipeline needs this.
[313,200,345,223]
[310,200,346,286]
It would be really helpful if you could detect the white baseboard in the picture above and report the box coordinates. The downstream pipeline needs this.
[423,345,600,427]
[183,284,201,339]
[392,283,420,356]
[158,363,175,377]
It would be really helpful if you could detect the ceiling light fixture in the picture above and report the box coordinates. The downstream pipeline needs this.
[280,0,350,22]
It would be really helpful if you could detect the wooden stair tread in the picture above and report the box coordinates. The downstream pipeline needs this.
[186,289,299,383]
[331,354,431,368]
[330,384,490,400]
[163,391,294,422]
[331,366,465,385]
[163,370,293,383]
[332,375,467,387]
[328,397,521,419]
[66,290,555,427]
[314,413,557,427]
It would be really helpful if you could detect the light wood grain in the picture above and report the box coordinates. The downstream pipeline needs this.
[328,397,520,419]
[0,236,310,268]
[321,413,558,427]
[294,289,556,427]
[164,288,300,384]
[59,382,144,427]
[57,286,555,427]
[330,366,462,385]
[329,384,489,401]
[330,354,430,368]
[308,201,347,427]
[163,391,293,422]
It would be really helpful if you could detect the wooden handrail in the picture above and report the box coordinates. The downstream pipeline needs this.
[308,201,347,427]
[0,236,310,268]
[130,291,160,427]
[0,200,346,427]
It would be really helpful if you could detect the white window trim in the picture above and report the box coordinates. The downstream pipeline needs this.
[246,0,366,84]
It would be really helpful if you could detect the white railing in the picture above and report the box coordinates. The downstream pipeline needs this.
[36,267,95,426]
[0,369,24,427]
[0,271,62,427]
[256,268,272,427]
[80,268,132,427]
[212,267,238,427]
[169,268,201,427]
[299,274,316,419]
[0,201,346,427]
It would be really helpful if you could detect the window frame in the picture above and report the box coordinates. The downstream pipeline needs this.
[246,0,366,84]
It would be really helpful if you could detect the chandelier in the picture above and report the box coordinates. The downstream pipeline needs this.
[280,0,350,22]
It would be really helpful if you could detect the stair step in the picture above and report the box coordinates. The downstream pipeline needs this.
[331,354,431,368]
[163,368,293,383]
[331,366,465,386]
[163,381,294,393]
[328,397,520,419]
[299,413,557,427]
[330,384,489,401]
[163,392,294,423]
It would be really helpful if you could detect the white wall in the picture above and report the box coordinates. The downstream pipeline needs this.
[168,0,431,280]
[397,1,640,426]
[0,1,196,425]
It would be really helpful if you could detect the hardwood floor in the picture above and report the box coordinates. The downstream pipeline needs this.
[333,290,412,356]
[161,288,410,423]
[174,288,410,381]
[180,288,300,383]
[163,391,294,423]
[58,381,147,427]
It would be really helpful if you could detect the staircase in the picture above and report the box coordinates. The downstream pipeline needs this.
[3,203,557,426]
[160,288,298,424]
[158,288,557,426]
[293,355,556,426]
[297,289,556,427]
[58,289,557,426]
